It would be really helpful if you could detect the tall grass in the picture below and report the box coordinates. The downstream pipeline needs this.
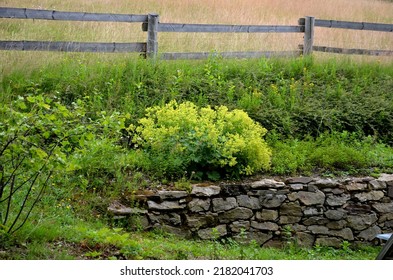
[1,0,392,76]
[3,0,392,23]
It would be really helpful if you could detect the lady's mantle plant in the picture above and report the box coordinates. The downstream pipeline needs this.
[133,100,271,179]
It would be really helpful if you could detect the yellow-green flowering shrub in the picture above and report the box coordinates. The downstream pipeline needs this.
[133,100,271,179]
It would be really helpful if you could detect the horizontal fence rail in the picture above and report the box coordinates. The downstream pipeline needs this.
[298,44,393,56]
[298,17,393,32]
[0,7,392,59]
[142,22,304,33]
[0,7,148,55]
[0,41,146,53]
[315,19,393,32]
[312,45,393,56]
[299,17,393,57]
[0,7,148,22]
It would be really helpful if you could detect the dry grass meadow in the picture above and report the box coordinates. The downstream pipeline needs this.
[0,0,392,74]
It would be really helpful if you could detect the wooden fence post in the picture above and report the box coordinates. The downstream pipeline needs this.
[146,13,159,59]
[303,16,315,56]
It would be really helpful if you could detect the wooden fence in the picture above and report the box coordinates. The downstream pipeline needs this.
[298,17,393,57]
[0,7,392,59]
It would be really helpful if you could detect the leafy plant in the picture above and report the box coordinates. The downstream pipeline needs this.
[0,95,76,237]
[174,171,194,192]
[0,94,130,241]
[132,100,271,179]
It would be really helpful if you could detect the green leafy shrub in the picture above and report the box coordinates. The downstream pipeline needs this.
[0,94,131,238]
[0,95,78,236]
[65,108,133,191]
[132,100,271,179]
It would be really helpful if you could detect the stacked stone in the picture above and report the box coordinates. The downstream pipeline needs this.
[108,174,393,248]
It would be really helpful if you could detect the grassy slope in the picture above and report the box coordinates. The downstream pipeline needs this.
[3,56,393,176]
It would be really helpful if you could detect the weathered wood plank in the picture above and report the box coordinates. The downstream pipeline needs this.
[0,7,148,22]
[315,19,393,32]
[160,51,301,60]
[0,41,146,53]
[303,16,315,56]
[146,13,159,58]
[311,45,393,56]
[142,22,303,33]
[158,23,304,33]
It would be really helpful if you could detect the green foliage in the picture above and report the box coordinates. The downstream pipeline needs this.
[267,133,314,175]
[173,171,194,192]
[75,226,142,260]
[0,94,130,239]
[309,132,368,170]
[268,131,393,175]
[132,100,271,179]
[0,95,77,236]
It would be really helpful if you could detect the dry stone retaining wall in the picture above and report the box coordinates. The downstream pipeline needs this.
[108,174,393,248]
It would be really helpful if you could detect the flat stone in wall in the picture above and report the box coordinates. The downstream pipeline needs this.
[259,191,287,208]
[198,224,227,240]
[354,191,384,202]
[188,198,210,212]
[255,209,278,221]
[358,225,381,241]
[325,193,351,206]
[326,220,347,230]
[303,207,324,216]
[295,232,315,248]
[325,209,347,220]
[239,231,273,246]
[191,185,221,197]
[372,202,393,213]
[251,221,279,231]
[230,221,251,233]
[347,213,378,231]
[186,213,217,230]
[237,195,261,210]
[218,207,253,223]
[158,190,188,200]
[212,197,237,212]
[147,200,187,210]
